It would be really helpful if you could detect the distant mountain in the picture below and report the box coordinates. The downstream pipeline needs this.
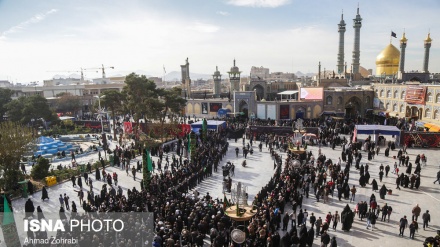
[295,71,316,77]
[165,71,212,81]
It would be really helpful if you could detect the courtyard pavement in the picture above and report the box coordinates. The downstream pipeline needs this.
[6,134,440,246]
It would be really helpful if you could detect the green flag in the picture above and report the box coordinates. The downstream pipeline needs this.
[146,149,153,172]
[187,133,191,154]
[3,196,14,225]
[223,194,230,210]
[202,118,207,140]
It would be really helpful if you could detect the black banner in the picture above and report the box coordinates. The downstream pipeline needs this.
[280,105,290,119]
[209,103,222,112]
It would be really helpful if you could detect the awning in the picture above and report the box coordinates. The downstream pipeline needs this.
[424,123,435,128]
[415,121,425,128]
[277,90,299,95]
[429,125,440,132]
[320,111,336,116]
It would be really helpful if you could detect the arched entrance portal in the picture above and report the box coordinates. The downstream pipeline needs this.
[296,107,305,119]
[239,100,249,117]
[345,96,362,118]
[252,84,264,101]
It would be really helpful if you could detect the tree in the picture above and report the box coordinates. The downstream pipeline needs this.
[55,92,82,116]
[122,73,162,143]
[6,95,57,125]
[0,122,33,191]
[31,157,51,180]
[22,95,57,124]
[158,87,187,124]
[5,97,25,123]
[0,88,13,122]
[100,90,125,140]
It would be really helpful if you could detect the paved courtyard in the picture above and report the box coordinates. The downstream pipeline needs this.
[6,134,440,246]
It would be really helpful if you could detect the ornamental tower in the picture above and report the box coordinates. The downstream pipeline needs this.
[228,59,241,92]
[337,11,346,75]
[423,33,432,73]
[213,66,222,97]
[352,6,362,74]
[399,32,408,73]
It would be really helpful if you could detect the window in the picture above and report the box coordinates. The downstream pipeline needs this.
[365,96,370,104]
[435,110,439,120]
[393,104,397,112]
[393,90,398,98]
[425,108,431,118]
[386,103,390,110]
[338,97,343,105]
[380,90,384,97]
[326,96,333,105]
[387,90,391,98]
[437,94,440,103]
[400,104,404,112]
[401,91,406,99]
[427,93,433,102]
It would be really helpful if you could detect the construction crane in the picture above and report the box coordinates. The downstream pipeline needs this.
[84,64,114,79]
[46,68,98,81]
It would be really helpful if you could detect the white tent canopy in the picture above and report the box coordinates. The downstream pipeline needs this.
[277,90,299,95]
[277,90,298,101]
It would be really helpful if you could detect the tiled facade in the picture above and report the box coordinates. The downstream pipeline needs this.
[373,83,440,124]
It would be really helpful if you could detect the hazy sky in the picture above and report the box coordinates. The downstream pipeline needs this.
[0,0,439,83]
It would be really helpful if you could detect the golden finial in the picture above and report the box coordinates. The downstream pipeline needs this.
[400,32,408,43]
[425,32,432,43]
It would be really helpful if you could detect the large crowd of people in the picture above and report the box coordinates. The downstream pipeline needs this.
[14,117,440,246]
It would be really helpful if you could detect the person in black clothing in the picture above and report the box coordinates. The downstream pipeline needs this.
[321,231,331,246]
[41,186,49,201]
[27,180,34,195]
[24,199,35,217]
[399,216,408,236]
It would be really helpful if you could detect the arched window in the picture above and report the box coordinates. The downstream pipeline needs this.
[326,96,333,105]
[401,91,406,99]
[338,96,343,105]
[435,110,439,120]
[428,92,433,102]
[393,104,397,112]
[400,104,404,112]
[425,108,431,118]
[393,90,398,98]
[387,90,391,98]
[386,103,390,110]
[380,90,384,97]
[436,94,440,103]
[365,96,370,104]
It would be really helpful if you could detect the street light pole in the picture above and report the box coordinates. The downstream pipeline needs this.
[96,95,107,160]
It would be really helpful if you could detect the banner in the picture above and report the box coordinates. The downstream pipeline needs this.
[300,87,323,100]
[257,104,266,119]
[201,103,208,114]
[123,122,133,134]
[279,105,290,119]
[405,85,427,105]
[209,103,222,112]
[267,105,276,120]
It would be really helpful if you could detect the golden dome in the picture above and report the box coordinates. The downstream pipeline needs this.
[376,44,400,76]
[376,44,400,65]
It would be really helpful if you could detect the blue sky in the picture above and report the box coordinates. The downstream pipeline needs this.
[0,0,439,82]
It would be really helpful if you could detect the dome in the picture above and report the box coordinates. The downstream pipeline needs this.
[376,44,400,76]
[330,66,371,78]
[376,44,400,65]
